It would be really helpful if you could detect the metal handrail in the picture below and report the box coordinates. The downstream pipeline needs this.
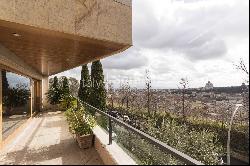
[80,101,204,165]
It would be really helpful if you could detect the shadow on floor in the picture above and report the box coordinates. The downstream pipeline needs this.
[3,138,101,165]
[1,112,103,165]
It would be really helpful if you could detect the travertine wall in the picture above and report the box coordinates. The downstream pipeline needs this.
[0,0,132,45]
[93,126,137,165]
[114,0,132,6]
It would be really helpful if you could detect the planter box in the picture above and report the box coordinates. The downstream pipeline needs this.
[76,134,94,149]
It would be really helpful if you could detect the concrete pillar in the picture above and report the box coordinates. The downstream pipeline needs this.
[42,76,49,108]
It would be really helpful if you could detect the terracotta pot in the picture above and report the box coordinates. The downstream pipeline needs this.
[76,134,94,149]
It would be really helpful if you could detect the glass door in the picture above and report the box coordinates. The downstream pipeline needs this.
[1,70,31,141]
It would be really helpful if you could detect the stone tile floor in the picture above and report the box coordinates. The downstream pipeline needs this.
[0,111,104,165]
[2,114,28,140]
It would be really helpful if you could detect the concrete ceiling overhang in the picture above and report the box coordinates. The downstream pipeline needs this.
[0,0,132,77]
[0,20,130,76]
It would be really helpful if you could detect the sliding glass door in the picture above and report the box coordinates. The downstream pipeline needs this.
[1,70,31,140]
[0,68,42,144]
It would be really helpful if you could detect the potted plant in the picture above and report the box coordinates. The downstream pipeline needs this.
[59,95,77,111]
[66,107,96,149]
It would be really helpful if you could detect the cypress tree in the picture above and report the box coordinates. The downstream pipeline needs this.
[90,60,106,110]
[78,65,91,103]
[47,76,61,104]
[61,76,70,97]
[53,76,60,104]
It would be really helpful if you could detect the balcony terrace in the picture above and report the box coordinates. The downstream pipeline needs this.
[0,1,132,159]
[0,111,103,165]
[0,101,205,165]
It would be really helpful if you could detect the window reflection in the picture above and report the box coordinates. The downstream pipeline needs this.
[2,70,31,140]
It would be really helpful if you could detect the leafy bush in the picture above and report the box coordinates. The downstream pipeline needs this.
[148,120,223,165]
[59,95,77,111]
[85,104,109,131]
[184,118,249,155]
[111,105,249,156]
[114,119,223,165]
[4,84,30,108]
[114,125,182,165]
[65,106,96,136]
[164,113,249,155]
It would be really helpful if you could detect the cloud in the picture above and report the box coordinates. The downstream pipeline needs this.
[133,1,159,44]
[185,38,227,60]
[55,0,249,89]
[132,0,250,61]
[102,47,148,70]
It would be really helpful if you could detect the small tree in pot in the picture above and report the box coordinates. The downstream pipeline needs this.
[66,107,96,149]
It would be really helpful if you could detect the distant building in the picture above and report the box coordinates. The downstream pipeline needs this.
[205,81,214,90]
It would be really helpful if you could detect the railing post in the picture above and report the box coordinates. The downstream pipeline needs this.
[109,117,112,145]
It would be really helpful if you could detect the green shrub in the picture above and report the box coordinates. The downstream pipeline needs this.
[147,120,223,165]
[65,107,96,136]
[85,104,108,131]
[111,105,249,156]
[184,118,249,154]
[114,125,182,165]
[47,76,61,105]
[59,95,77,111]
[114,119,223,165]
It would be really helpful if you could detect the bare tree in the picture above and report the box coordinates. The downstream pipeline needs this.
[234,58,249,83]
[179,78,189,120]
[68,77,80,97]
[145,70,152,117]
[234,58,249,116]
[134,91,143,111]
[107,82,115,108]
[130,88,138,109]
[120,82,131,109]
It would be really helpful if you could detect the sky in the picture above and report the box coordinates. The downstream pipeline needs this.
[54,0,249,89]
[6,72,30,88]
